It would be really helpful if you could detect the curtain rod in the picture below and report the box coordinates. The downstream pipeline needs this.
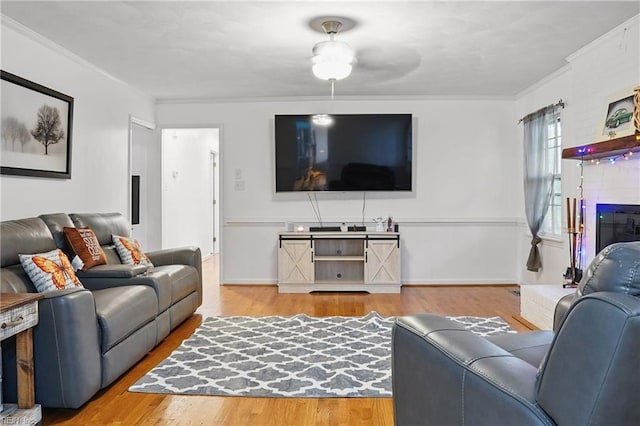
[518,99,566,124]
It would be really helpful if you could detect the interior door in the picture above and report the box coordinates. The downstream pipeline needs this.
[130,120,159,250]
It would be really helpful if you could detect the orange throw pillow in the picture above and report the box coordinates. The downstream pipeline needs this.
[63,227,107,271]
[19,249,84,293]
[112,235,153,267]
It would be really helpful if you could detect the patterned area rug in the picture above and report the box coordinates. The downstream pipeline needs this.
[129,312,514,398]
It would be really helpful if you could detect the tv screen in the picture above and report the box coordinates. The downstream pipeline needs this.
[274,114,412,192]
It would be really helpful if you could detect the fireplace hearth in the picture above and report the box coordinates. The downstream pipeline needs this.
[596,204,640,252]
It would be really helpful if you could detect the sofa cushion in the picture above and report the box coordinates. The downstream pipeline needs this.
[63,227,107,270]
[70,213,130,245]
[0,264,37,294]
[113,235,153,267]
[92,285,158,352]
[19,249,84,293]
[152,264,198,303]
[39,213,75,256]
[1,217,56,268]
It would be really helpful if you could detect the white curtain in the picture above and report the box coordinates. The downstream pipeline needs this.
[523,106,558,272]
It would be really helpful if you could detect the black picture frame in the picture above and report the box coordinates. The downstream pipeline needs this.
[1,70,73,179]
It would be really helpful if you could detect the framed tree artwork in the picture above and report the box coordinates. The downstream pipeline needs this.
[1,70,74,178]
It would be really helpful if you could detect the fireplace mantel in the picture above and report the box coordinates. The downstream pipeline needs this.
[562,133,640,161]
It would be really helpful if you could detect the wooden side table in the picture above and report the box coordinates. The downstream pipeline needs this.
[0,293,44,424]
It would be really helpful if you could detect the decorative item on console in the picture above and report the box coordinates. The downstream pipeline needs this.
[373,217,385,232]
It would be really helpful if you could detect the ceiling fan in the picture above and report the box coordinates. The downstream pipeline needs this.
[311,20,356,81]
[309,16,421,90]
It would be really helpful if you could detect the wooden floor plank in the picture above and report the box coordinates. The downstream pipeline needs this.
[42,255,527,425]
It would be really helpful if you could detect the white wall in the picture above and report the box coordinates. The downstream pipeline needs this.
[162,128,219,255]
[157,99,520,284]
[0,18,155,220]
[516,15,640,286]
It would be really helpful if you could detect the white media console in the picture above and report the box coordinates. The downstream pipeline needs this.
[277,231,401,293]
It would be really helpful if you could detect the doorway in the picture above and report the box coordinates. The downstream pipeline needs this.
[161,128,220,258]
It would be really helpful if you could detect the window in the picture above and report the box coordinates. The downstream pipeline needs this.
[540,111,562,236]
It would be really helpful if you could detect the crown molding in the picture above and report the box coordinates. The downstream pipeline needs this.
[1,14,156,104]
[155,93,516,105]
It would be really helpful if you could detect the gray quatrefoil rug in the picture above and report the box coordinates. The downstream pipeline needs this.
[129,312,515,398]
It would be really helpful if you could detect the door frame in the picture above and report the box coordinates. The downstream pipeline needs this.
[210,150,219,253]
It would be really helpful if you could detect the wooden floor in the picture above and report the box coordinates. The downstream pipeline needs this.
[43,255,528,425]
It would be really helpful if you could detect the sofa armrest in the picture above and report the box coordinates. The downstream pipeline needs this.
[75,264,150,292]
[1,288,102,409]
[553,292,577,331]
[392,314,554,426]
[146,246,201,269]
[147,246,202,305]
[77,264,148,279]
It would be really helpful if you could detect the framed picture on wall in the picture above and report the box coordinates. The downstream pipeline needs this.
[1,70,74,179]
[599,88,635,140]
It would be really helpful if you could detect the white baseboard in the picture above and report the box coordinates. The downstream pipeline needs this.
[402,278,517,285]
[222,279,278,285]
[222,279,516,286]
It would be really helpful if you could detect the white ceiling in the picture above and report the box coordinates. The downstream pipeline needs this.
[2,1,638,101]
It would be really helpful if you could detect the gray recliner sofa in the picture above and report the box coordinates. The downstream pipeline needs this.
[392,241,640,425]
[1,213,202,409]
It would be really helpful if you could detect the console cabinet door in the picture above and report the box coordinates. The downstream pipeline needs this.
[365,240,400,284]
[278,240,314,283]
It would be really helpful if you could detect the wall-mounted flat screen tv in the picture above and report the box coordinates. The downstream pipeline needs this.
[274,114,412,192]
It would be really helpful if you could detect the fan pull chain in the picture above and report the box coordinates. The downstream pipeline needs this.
[331,79,335,101]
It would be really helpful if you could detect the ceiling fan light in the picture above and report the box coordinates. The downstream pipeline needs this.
[311,40,355,80]
[312,61,352,80]
[312,40,354,61]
